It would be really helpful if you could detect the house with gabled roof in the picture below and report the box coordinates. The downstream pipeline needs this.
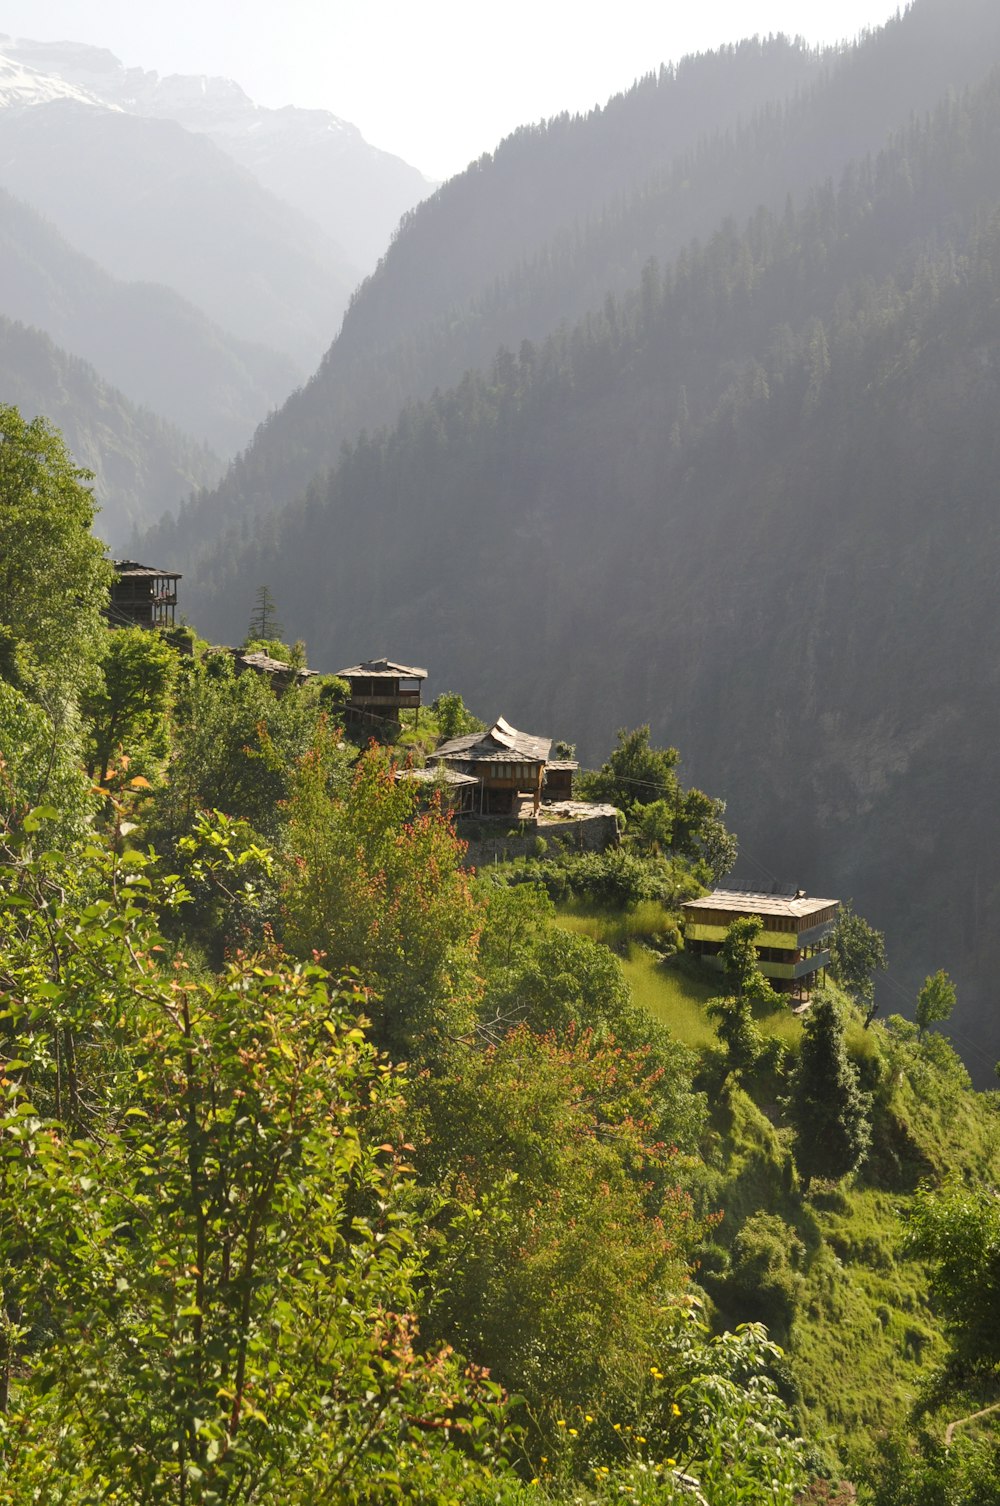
[429,716,558,816]
[335,657,428,729]
[230,648,318,696]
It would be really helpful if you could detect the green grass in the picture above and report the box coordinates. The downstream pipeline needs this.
[758,1009,804,1052]
[620,948,719,1049]
[792,1187,944,1466]
[553,899,677,951]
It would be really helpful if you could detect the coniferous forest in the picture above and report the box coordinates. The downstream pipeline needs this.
[138,0,1000,1078]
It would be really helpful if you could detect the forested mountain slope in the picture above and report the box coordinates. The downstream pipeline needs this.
[0,187,297,457]
[142,0,1000,562]
[0,316,221,541]
[181,65,1000,1077]
[0,97,358,369]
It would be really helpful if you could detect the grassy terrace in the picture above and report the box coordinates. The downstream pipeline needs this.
[553,900,814,1051]
[551,897,994,1463]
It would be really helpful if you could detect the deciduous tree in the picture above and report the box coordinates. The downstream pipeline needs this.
[915,968,957,1040]
[283,743,480,1061]
[82,625,176,788]
[0,404,110,702]
[828,901,887,1026]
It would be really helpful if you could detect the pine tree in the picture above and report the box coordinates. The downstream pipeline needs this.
[789,994,871,1192]
[247,584,283,644]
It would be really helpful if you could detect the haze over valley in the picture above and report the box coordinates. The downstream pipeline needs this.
[4,0,1000,1072]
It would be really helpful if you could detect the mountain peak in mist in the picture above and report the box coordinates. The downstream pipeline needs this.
[0,35,432,270]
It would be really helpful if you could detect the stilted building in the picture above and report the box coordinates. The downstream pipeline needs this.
[682,887,839,1002]
[108,561,181,629]
[336,657,428,730]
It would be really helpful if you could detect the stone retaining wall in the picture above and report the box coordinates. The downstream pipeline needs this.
[460,808,620,869]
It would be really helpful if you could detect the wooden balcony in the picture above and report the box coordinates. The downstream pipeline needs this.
[347,690,422,709]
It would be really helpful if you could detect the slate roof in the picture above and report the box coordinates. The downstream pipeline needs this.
[336,657,428,680]
[233,649,317,680]
[112,559,181,580]
[432,716,552,766]
[682,889,838,921]
[396,767,479,788]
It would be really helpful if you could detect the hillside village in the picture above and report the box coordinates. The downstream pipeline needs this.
[4,402,999,1506]
[8,5,1000,1499]
[110,557,845,1003]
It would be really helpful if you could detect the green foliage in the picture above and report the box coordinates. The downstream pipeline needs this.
[432,690,484,740]
[283,742,480,1062]
[565,847,654,906]
[904,1179,1000,1374]
[789,994,871,1192]
[585,725,681,814]
[475,876,555,975]
[508,847,701,912]
[705,919,780,1083]
[82,626,176,789]
[417,1024,702,1431]
[0,403,111,702]
[707,991,764,1084]
[535,1311,809,1506]
[720,915,782,1011]
[151,649,328,845]
[828,904,887,1023]
[0,836,517,1504]
[556,898,683,956]
[172,808,279,963]
[716,1213,806,1342]
[0,682,94,842]
[915,969,957,1039]
[635,798,675,854]
[671,788,739,884]
[860,1429,1000,1506]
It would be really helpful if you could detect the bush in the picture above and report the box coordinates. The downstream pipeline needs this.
[720,1213,807,1341]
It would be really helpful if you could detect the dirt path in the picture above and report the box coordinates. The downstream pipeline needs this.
[944,1399,1000,1446]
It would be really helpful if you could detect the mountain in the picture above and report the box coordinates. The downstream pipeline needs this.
[145,0,1000,563]
[0,47,104,109]
[177,20,1000,1078]
[0,37,434,274]
[0,186,298,458]
[0,70,358,369]
[0,315,221,543]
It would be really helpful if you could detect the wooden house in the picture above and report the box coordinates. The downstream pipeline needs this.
[109,560,181,629]
[682,887,840,1002]
[231,648,318,696]
[429,717,553,816]
[395,765,480,814]
[335,657,428,728]
[543,759,579,800]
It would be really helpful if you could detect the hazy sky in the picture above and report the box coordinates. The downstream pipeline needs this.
[0,1,904,179]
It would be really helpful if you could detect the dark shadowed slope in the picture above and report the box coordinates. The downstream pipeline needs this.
[182,64,1000,1077]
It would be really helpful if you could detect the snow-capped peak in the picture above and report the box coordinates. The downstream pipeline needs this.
[0,50,114,112]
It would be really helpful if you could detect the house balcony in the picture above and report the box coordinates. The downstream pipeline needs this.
[699,949,831,981]
[347,691,422,709]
